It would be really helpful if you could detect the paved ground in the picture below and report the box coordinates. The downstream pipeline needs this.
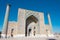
[0,37,60,40]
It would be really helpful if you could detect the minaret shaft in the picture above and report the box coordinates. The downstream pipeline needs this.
[2,4,10,37]
[48,14,52,26]
[48,14,52,34]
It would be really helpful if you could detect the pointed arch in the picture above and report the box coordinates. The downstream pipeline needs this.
[25,15,38,36]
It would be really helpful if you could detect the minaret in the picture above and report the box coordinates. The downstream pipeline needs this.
[48,13,52,27]
[48,13,52,33]
[2,4,10,37]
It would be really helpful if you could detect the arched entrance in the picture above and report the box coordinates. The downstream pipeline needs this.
[27,22,36,36]
[25,15,38,36]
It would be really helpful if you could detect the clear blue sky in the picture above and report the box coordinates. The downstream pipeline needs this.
[0,0,60,33]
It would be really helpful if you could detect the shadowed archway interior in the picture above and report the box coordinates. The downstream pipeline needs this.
[25,15,38,36]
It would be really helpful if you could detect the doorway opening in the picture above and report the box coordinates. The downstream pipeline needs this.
[11,29,14,37]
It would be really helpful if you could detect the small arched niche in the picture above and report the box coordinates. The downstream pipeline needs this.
[11,28,14,37]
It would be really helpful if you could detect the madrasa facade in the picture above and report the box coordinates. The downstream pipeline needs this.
[2,4,53,38]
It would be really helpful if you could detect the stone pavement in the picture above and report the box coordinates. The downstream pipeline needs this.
[0,37,60,40]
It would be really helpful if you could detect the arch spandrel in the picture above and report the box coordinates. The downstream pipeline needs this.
[25,10,40,20]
